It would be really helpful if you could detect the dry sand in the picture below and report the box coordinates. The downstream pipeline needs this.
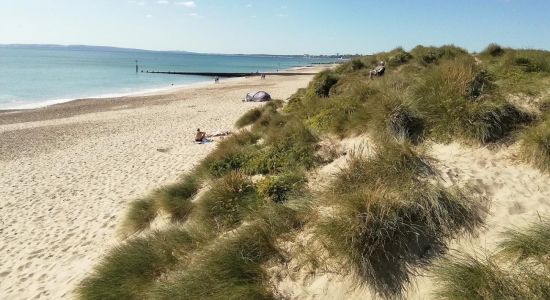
[0,68,323,300]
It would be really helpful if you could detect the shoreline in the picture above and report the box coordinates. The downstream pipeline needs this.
[0,65,328,112]
[0,66,326,299]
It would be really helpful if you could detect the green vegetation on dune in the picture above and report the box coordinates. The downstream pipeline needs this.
[78,228,211,300]
[81,45,550,300]
[433,219,550,300]
[317,141,487,297]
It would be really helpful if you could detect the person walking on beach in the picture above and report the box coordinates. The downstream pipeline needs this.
[214,76,220,84]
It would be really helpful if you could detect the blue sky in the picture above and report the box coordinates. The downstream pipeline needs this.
[1,0,549,55]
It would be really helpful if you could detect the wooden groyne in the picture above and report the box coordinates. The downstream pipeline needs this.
[144,71,317,77]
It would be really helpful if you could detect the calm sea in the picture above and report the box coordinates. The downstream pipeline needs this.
[0,46,332,109]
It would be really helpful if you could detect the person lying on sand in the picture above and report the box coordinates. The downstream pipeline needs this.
[195,129,232,143]
[195,129,207,142]
[207,130,232,138]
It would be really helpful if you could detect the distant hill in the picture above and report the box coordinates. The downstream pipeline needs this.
[0,44,350,58]
[0,44,195,54]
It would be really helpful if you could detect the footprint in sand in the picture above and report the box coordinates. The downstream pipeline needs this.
[508,202,526,215]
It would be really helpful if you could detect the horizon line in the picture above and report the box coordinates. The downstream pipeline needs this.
[0,43,363,57]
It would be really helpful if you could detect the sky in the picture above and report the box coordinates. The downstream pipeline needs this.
[0,0,549,55]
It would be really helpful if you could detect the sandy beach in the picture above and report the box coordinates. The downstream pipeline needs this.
[0,68,323,299]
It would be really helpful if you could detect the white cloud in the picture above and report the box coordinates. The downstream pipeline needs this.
[189,12,198,16]
[175,1,196,8]
[277,13,288,17]
[157,0,169,4]
[281,5,288,9]
[146,14,153,18]
[128,0,146,6]
[245,3,252,8]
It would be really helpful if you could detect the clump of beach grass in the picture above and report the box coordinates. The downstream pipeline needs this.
[498,218,550,266]
[236,107,262,128]
[432,252,526,300]
[317,141,487,298]
[482,43,505,57]
[196,171,260,231]
[411,57,531,143]
[201,130,259,177]
[246,119,320,174]
[154,173,201,221]
[78,227,209,300]
[433,218,550,299]
[120,197,157,236]
[151,224,282,300]
[307,70,339,97]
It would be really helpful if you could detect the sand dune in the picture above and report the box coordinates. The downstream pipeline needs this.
[271,137,550,299]
[0,70,321,299]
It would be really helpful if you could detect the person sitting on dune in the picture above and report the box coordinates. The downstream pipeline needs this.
[369,61,386,79]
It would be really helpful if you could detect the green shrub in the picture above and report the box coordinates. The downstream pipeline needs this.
[307,70,339,97]
[350,58,366,71]
[387,47,413,66]
[411,45,468,65]
[256,172,307,203]
[247,120,319,174]
[155,174,200,221]
[411,45,442,65]
[236,108,262,128]
[317,142,487,297]
[201,131,259,177]
[121,198,157,236]
[78,228,205,300]
[285,88,307,113]
[151,225,280,300]
[482,43,505,57]
[197,171,259,230]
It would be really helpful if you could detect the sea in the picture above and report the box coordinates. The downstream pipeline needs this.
[0,45,334,109]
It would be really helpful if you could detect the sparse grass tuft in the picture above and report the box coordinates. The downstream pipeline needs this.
[317,141,487,297]
[121,198,157,236]
[520,120,550,172]
[498,218,550,266]
[433,218,550,300]
[432,253,525,300]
